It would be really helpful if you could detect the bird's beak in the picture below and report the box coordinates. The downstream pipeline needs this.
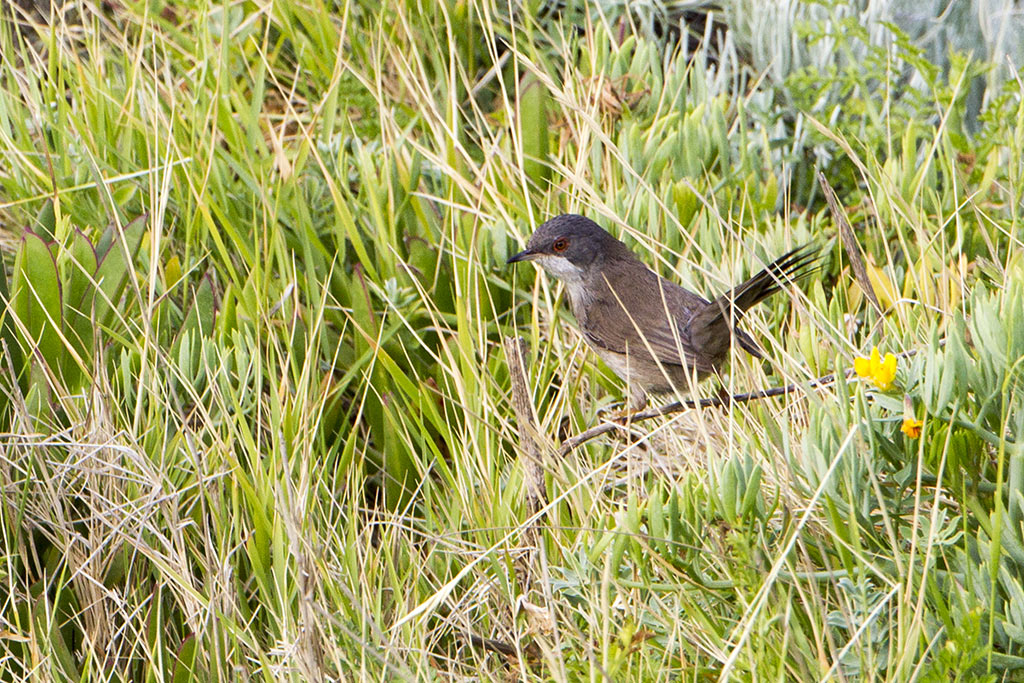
[506,248,538,264]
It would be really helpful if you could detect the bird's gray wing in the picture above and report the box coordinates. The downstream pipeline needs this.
[578,262,718,374]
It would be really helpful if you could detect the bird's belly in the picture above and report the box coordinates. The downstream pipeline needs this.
[591,345,701,394]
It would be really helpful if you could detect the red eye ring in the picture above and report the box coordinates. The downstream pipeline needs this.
[552,237,569,253]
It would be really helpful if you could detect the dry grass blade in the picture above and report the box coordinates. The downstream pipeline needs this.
[818,169,882,314]
[503,336,548,515]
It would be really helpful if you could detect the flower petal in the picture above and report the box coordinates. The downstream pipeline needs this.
[901,418,923,439]
[875,353,898,390]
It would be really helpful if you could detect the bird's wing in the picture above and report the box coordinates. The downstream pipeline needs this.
[580,246,817,376]
[579,262,719,374]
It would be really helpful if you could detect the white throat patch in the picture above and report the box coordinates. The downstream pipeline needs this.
[533,254,591,311]
[533,253,585,282]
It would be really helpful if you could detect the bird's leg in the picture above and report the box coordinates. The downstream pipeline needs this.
[628,385,648,413]
[714,384,734,409]
[595,385,646,424]
[607,385,648,425]
[596,400,627,417]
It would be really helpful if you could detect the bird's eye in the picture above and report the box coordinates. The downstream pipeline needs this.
[552,238,569,253]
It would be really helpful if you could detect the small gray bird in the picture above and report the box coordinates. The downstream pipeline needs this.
[507,214,817,409]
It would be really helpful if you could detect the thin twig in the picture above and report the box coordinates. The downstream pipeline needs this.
[462,631,542,662]
[559,349,919,454]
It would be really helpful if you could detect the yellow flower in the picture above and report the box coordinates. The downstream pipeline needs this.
[854,346,898,390]
[901,418,923,438]
[877,355,898,389]
[853,354,872,378]
[901,395,922,439]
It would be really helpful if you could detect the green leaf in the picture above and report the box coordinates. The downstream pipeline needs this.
[647,485,668,557]
[739,461,763,519]
[32,591,80,681]
[24,363,51,429]
[94,214,147,329]
[179,274,218,343]
[34,199,56,243]
[519,72,550,187]
[0,256,19,416]
[11,231,63,371]
[62,229,98,388]
[172,633,200,683]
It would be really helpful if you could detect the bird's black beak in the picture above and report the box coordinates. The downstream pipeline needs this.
[506,248,537,264]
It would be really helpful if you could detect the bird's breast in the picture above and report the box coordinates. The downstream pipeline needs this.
[563,278,593,321]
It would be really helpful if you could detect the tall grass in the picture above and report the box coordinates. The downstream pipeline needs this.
[0,0,1022,680]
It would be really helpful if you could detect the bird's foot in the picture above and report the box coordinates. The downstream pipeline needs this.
[597,402,633,424]
[595,388,648,425]
[599,402,649,426]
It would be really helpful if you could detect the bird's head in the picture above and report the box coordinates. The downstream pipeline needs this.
[507,214,627,282]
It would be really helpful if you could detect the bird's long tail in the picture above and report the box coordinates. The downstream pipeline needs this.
[687,244,819,356]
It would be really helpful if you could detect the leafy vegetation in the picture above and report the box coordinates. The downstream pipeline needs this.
[0,0,1021,680]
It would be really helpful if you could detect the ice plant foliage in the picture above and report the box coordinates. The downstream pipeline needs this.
[854,346,898,390]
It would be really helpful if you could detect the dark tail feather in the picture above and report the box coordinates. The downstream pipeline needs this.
[721,244,820,315]
[687,244,819,352]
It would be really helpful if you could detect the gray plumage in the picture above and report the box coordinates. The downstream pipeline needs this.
[508,214,817,408]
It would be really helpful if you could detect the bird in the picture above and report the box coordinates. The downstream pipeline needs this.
[507,214,817,409]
